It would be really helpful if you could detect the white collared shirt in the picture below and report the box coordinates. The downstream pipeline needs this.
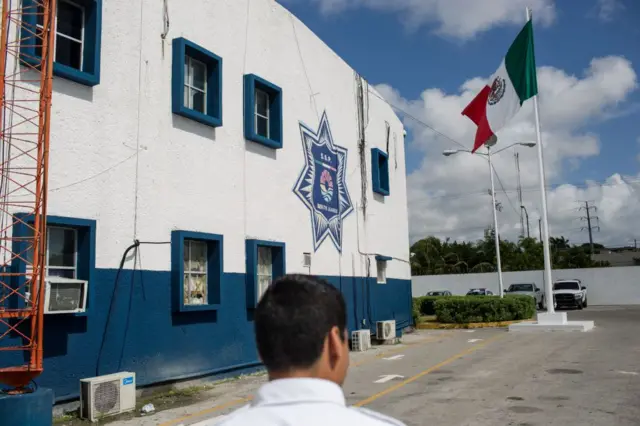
[209,378,406,426]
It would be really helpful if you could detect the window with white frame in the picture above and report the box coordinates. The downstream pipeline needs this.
[183,55,207,114]
[36,0,85,71]
[376,259,387,284]
[257,246,273,300]
[183,240,208,305]
[27,226,78,278]
[255,89,270,138]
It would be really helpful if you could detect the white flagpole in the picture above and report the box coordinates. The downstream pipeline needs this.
[527,7,555,315]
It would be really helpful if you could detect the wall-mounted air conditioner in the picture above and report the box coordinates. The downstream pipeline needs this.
[44,277,88,314]
[80,372,136,422]
[351,329,371,352]
[377,320,396,341]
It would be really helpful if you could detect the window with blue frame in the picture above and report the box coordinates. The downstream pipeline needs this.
[245,240,285,309]
[11,214,96,313]
[171,231,223,312]
[371,148,390,196]
[171,38,223,128]
[20,0,102,87]
[244,74,283,149]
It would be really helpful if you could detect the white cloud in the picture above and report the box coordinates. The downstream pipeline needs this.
[280,0,556,39]
[596,0,624,22]
[372,56,639,247]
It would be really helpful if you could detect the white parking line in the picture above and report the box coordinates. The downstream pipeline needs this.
[467,339,483,343]
[616,371,639,376]
[383,354,405,361]
[374,374,404,383]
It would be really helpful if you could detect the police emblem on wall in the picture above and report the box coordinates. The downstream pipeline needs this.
[293,111,353,252]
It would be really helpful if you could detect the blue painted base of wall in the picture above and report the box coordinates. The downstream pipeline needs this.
[0,269,411,402]
[0,388,53,426]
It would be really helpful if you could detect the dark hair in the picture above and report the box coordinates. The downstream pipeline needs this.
[255,274,347,372]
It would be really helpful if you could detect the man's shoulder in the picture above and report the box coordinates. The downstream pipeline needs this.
[349,407,407,425]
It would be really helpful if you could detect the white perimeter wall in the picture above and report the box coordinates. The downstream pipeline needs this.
[412,267,640,305]
[6,0,411,278]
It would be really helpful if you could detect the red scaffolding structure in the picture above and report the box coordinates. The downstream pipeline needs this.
[0,0,55,391]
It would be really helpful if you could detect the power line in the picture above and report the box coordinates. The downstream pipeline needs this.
[367,89,468,150]
[492,166,521,217]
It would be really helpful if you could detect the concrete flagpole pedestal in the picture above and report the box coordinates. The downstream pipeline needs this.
[509,312,594,332]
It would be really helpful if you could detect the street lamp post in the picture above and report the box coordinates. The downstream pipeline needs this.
[443,140,536,298]
[486,143,504,298]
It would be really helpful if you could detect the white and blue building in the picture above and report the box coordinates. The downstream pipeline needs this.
[3,0,411,401]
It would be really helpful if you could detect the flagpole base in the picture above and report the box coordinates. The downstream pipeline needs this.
[508,312,594,332]
[537,312,567,325]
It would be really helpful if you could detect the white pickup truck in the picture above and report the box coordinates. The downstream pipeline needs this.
[504,283,545,309]
[553,279,588,309]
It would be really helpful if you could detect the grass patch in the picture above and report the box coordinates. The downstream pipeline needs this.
[53,371,266,425]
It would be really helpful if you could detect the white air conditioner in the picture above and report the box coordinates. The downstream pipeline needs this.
[351,329,371,352]
[80,372,136,422]
[377,320,396,341]
[44,277,88,314]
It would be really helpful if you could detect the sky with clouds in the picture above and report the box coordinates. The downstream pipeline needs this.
[280,0,640,248]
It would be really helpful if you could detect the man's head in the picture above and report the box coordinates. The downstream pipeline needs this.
[255,274,350,385]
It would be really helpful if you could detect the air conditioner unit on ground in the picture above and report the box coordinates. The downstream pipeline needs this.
[80,372,136,422]
[377,320,396,341]
[351,329,371,352]
[44,277,88,314]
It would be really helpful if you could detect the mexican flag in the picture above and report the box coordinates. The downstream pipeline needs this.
[462,20,538,153]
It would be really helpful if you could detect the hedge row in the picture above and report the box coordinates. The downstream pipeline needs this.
[412,295,536,324]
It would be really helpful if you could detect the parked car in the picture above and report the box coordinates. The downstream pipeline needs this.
[426,290,452,296]
[466,288,493,296]
[504,283,545,309]
[553,279,588,309]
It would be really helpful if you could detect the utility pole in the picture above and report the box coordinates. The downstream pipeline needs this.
[520,205,530,238]
[579,201,600,255]
[515,153,525,238]
[538,218,542,242]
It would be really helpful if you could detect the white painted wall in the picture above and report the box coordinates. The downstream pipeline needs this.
[412,267,640,305]
[6,0,410,278]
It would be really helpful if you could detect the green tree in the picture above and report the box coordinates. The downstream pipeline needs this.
[410,234,609,276]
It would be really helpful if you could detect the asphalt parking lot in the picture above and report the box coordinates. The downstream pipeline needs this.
[112,305,640,426]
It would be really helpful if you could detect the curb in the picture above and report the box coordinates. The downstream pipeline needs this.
[417,319,534,330]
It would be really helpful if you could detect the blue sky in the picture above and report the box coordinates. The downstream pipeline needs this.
[283,0,639,181]
[280,0,640,245]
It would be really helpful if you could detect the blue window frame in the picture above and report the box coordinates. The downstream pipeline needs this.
[172,38,223,128]
[171,231,223,312]
[20,0,102,87]
[245,240,285,309]
[244,74,283,149]
[11,213,96,314]
[371,148,390,196]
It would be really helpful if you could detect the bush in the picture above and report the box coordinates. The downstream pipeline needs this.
[412,296,450,317]
[419,296,442,316]
[412,297,421,325]
[434,295,536,324]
